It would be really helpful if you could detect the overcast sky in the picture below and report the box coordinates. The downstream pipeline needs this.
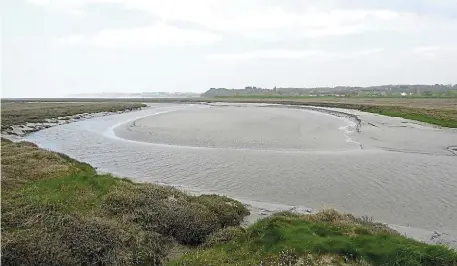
[2,0,457,97]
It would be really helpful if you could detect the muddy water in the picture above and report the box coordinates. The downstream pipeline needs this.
[25,103,457,244]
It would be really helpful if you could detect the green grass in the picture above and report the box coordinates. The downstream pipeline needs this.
[216,94,337,99]
[359,106,457,128]
[10,172,117,215]
[216,94,457,99]
[171,211,457,266]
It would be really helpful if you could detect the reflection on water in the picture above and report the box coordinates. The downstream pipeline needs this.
[25,103,457,233]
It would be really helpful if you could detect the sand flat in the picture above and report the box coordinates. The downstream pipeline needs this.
[115,106,358,151]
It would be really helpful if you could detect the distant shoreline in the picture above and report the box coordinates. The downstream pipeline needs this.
[3,97,456,128]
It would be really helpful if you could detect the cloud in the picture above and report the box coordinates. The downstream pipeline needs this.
[27,0,86,16]
[52,23,222,48]
[208,48,383,62]
[202,8,410,39]
[412,45,457,58]
[27,0,422,39]
[27,0,51,5]
[52,34,86,46]
[7,0,456,99]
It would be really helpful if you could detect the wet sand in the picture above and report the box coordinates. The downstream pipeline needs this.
[313,105,457,156]
[115,105,358,151]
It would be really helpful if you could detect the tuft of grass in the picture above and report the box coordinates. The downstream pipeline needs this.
[171,210,457,266]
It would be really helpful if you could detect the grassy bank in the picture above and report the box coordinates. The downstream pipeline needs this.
[1,139,249,265]
[356,105,457,128]
[1,102,146,130]
[172,211,457,266]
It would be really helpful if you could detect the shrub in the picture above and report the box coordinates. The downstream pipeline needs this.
[191,194,250,227]
[158,201,220,245]
[1,215,169,266]
[102,183,248,245]
[2,228,77,266]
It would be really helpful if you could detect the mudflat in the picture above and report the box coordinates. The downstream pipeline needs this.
[115,106,357,150]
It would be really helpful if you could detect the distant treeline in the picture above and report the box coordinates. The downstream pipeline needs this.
[202,84,457,97]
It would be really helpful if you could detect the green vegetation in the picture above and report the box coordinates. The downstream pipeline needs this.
[202,85,457,98]
[358,106,457,128]
[1,102,146,130]
[1,139,249,265]
[171,210,457,266]
[214,94,457,99]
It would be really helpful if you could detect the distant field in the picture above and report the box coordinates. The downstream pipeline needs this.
[211,96,457,110]
[2,97,457,127]
[4,97,457,109]
[1,102,145,129]
[207,96,457,127]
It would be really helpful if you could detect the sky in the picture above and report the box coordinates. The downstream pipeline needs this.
[2,0,457,97]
